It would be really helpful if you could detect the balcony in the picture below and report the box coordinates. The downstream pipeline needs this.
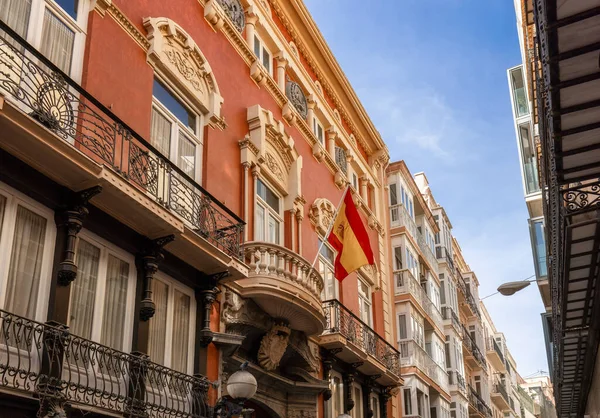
[436,246,455,272]
[448,370,467,396]
[490,377,510,411]
[395,270,444,332]
[0,309,210,417]
[320,300,400,386]
[468,385,492,418]
[441,306,461,334]
[390,203,418,237]
[237,242,325,335]
[456,271,480,319]
[461,325,487,371]
[398,340,449,394]
[486,338,506,372]
[0,21,246,280]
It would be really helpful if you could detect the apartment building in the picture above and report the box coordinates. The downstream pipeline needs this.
[521,376,557,418]
[509,0,600,415]
[0,0,403,417]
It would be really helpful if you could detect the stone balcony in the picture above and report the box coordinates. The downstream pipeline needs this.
[234,241,326,336]
[395,269,444,333]
[486,337,507,372]
[398,340,449,395]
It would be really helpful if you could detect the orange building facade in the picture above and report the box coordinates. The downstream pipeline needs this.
[0,0,402,417]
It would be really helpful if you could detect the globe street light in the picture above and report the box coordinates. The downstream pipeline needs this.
[215,362,257,418]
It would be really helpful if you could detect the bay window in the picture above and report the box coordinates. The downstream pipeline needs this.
[255,178,282,244]
[0,182,55,322]
[148,273,196,373]
[67,231,136,350]
[358,278,372,326]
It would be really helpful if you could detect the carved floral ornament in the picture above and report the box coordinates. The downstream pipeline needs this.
[309,198,336,236]
[143,17,224,127]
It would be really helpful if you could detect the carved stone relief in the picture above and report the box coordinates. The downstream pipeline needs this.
[264,152,285,182]
[222,288,271,330]
[288,333,321,375]
[257,323,291,371]
[309,198,336,235]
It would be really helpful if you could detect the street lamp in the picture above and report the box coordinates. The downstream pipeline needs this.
[214,362,257,418]
[497,278,536,296]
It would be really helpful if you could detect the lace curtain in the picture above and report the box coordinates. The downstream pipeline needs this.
[40,8,75,74]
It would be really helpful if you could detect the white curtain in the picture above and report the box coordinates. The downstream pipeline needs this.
[0,0,31,38]
[148,279,168,365]
[150,107,172,157]
[5,206,46,318]
[171,290,190,373]
[40,9,75,74]
[100,255,128,350]
[177,133,195,178]
[69,239,99,340]
[255,204,265,241]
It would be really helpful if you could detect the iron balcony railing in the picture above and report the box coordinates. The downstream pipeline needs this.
[492,377,510,404]
[448,370,467,395]
[398,340,449,394]
[0,19,244,260]
[322,299,400,376]
[455,270,480,318]
[461,324,487,371]
[468,385,492,418]
[0,309,210,417]
[487,337,506,365]
[436,246,455,271]
[394,270,444,331]
[441,306,461,333]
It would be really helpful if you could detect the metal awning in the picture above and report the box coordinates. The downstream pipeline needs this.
[534,0,600,416]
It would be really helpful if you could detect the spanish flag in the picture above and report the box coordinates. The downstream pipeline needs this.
[327,190,375,281]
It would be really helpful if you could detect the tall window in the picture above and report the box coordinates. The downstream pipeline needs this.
[358,278,372,326]
[326,371,344,418]
[510,67,529,117]
[371,394,380,418]
[148,274,196,373]
[398,314,407,340]
[319,239,337,300]
[0,0,88,78]
[255,179,281,244]
[68,232,135,350]
[313,117,324,145]
[403,388,412,416]
[351,384,363,418]
[405,246,418,278]
[0,183,55,321]
[518,123,540,194]
[531,219,547,278]
[253,35,271,75]
[151,79,202,181]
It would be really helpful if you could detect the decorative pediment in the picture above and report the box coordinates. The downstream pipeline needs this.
[143,17,224,127]
[309,198,336,236]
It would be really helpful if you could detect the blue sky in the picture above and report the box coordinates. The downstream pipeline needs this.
[304,0,547,376]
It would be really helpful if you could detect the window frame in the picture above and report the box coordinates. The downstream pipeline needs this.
[326,370,344,418]
[370,393,380,418]
[313,116,325,145]
[148,272,197,375]
[351,383,363,418]
[151,77,203,183]
[255,177,283,245]
[357,276,372,326]
[319,238,338,301]
[253,34,272,76]
[67,229,137,351]
[0,181,57,322]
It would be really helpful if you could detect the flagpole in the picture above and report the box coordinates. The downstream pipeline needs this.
[310,184,350,271]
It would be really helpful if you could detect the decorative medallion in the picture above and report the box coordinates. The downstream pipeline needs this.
[335,147,348,175]
[257,323,291,371]
[216,0,245,32]
[309,198,336,236]
[285,80,308,119]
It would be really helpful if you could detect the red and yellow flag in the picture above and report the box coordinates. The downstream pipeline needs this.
[327,191,375,281]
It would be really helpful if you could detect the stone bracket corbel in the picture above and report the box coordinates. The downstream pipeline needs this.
[198,271,229,347]
[57,185,103,286]
[139,235,175,321]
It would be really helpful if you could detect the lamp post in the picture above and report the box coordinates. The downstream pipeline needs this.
[497,278,537,296]
[214,362,257,418]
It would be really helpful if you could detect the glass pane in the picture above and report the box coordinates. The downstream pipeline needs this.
[100,255,129,350]
[55,0,78,20]
[256,204,265,241]
[389,183,397,205]
[148,279,169,365]
[262,48,270,72]
[0,0,31,39]
[177,133,196,177]
[253,36,261,57]
[151,107,172,156]
[171,290,190,373]
[5,206,46,317]
[40,9,75,74]
[257,179,279,212]
[69,239,100,340]
[319,239,335,264]
[153,79,196,132]
[511,68,529,117]
[534,221,547,277]
[268,214,279,244]
[519,124,540,193]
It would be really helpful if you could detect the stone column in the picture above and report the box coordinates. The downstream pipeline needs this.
[251,165,260,241]
[360,175,369,202]
[327,128,336,158]
[296,211,304,256]
[275,52,288,92]
[307,94,316,135]
[242,162,251,241]
[244,6,258,47]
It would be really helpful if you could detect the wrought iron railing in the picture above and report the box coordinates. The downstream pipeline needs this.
[455,271,480,318]
[487,337,505,365]
[468,384,492,418]
[492,377,509,404]
[322,299,400,376]
[0,19,244,260]
[0,309,210,417]
[436,246,455,271]
[441,306,461,332]
[448,370,466,395]
[461,324,487,371]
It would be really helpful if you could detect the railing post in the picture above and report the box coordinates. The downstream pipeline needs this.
[125,351,149,418]
[37,321,69,417]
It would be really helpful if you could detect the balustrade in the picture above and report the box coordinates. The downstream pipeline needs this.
[398,340,449,393]
[395,270,444,331]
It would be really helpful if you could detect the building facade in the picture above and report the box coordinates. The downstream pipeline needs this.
[0,0,403,417]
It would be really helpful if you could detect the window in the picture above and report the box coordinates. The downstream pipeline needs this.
[358,278,372,326]
[352,384,363,418]
[389,183,398,206]
[148,273,196,373]
[352,172,358,190]
[531,219,547,278]
[393,246,403,271]
[320,239,338,301]
[151,79,202,180]
[313,117,324,145]
[371,394,380,418]
[68,232,135,351]
[510,67,529,117]
[0,183,55,322]
[405,246,418,278]
[0,0,88,78]
[398,314,407,340]
[255,179,282,244]
[253,35,272,75]
[327,372,344,418]
[404,388,412,416]
[518,123,540,194]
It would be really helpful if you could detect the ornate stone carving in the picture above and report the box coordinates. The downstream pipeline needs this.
[288,409,317,418]
[216,0,245,32]
[165,49,203,92]
[257,323,291,371]
[288,333,320,374]
[222,289,271,330]
[309,198,336,236]
[285,80,308,119]
[265,152,284,182]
